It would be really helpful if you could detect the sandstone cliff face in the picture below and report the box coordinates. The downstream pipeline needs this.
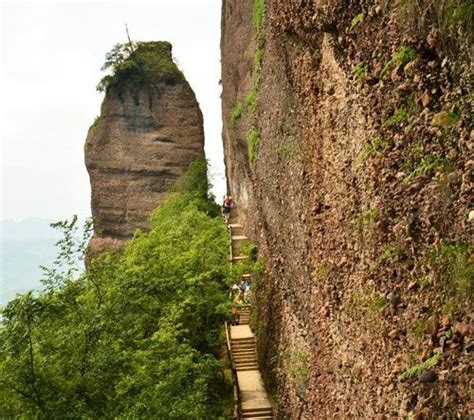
[222,1,472,417]
[86,42,204,255]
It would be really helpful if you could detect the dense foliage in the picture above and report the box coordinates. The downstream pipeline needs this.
[96,41,184,93]
[0,158,232,418]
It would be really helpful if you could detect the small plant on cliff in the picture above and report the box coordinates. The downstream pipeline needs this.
[384,107,408,127]
[376,246,401,266]
[247,129,260,162]
[253,0,266,38]
[394,0,473,55]
[352,61,368,84]
[426,242,474,313]
[245,48,265,115]
[381,46,416,77]
[399,353,442,381]
[408,153,451,179]
[89,115,101,130]
[231,102,244,127]
[350,12,365,31]
[312,264,331,280]
[355,137,385,165]
[357,209,378,234]
[254,48,264,74]
[246,89,257,114]
[287,350,310,386]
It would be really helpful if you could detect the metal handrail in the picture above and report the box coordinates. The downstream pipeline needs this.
[225,320,241,419]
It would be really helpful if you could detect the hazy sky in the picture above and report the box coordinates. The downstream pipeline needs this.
[0,0,225,221]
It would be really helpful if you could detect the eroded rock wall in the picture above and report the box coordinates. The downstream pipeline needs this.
[85,42,204,255]
[222,1,472,417]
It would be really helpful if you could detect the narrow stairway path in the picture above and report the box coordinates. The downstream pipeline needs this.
[227,209,273,420]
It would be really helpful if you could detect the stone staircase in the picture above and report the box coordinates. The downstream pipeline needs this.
[239,306,251,324]
[231,336,258,371]
[227,206,273,419]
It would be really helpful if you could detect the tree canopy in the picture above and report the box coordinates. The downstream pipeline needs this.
[0,157,232,418]
[96,41,184,93]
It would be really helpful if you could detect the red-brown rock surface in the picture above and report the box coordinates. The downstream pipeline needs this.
[221,1,472,417]
[85,41,204,256]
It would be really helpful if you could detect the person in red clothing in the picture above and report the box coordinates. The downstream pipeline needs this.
[231,305,240,325]
[222,195,234,223]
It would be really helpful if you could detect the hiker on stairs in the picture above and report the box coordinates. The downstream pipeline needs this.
[243,281,252,304]
[221,195,234,223]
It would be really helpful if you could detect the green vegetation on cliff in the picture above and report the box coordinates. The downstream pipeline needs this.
[97,41,184,94]
[0,158,233,418]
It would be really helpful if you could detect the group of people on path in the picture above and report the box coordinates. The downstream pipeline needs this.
[222,194,252,324]
[229,279,252,304]
[229,279,252,325]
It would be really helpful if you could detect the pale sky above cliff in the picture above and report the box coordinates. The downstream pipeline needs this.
[0,0,225,221]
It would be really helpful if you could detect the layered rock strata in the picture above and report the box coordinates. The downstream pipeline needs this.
[85,41,204,255]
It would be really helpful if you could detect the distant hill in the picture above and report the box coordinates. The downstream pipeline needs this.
[1,218,61,305]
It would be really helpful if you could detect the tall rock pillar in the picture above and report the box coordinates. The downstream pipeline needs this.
[85,41,204,255]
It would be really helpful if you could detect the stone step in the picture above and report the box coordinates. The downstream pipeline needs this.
[233,356,257,361]
[233,353,256,358]
[236,366,259,371]
[231,337,255,342]
[232,340,255,346]
[230,341,255,350]
[234,356,256,361]
[233,349,256,355]
[234,358,257,363]
[241,407,273,415]
[242,417,273,420]
[233,353,255,358]
[242,414,273,419]
[235,360,258,365]
[232,344,255,349]
[231,336,255,342]
[233,351,256,356]
[242,413,273,419]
